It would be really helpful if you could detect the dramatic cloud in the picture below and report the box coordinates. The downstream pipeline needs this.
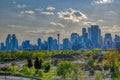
[94,0,114,4]
[50,22,65,28]
[21,10,35,15]
[57,8,87,22]
[46,6,55,11]
[41,12,54,15]
[17,4,26,8]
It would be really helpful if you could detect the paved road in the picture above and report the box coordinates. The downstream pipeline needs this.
[0,60,26,68]
[0,75,38,80]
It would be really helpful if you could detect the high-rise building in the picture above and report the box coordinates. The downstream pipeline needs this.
[78,36,82,44]
[114,35,120,43]
[63,38,69,50]
[82,28,88,49]
[115,42,120,52]
[100,36,103,49]
[22,40,31,50]
[53,39,58,50]
[104,33,112,49]
[5,34,11,50]
[37,38,42,50]
[48,37,53,51]
[82,28,86,35]
[11,34,18,50]
[70,33,80,50]
[0,42,5,50]
[41,41,48,50]
[70,33,79,45]
[88,25,101,48]
[114,35,120,51]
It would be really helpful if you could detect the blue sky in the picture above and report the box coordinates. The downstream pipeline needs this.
[0,0,120,44]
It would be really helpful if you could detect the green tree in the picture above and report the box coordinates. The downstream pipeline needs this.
[27,58,33,68]
[34,57,43,74]
[104,49,120,79]
[57,61,74,79]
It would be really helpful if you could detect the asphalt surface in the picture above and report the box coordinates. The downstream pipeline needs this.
[0,60,26,68]
[0,75,37,80]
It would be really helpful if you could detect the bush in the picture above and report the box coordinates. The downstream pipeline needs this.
[95,72,103,80]
[57,61,74,78]
[9,66,18,74]
[20,66,35,76]
[0,66,11,72]
[38,69,44,77]
[22,62,28,67]
[42,61,51,73]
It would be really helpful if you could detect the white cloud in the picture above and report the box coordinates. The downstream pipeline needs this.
[108,10,118,15]
[46,6,55,11]
[17,4,26,8]
[98,19,104,22]
[8,25,16,28]
[50,22,65,28]
[101,25,120,35]
[26,29,60,34]
[7,25,28,28]
[13,1,16,4]
[26,30,43,34]
[83,21,96,26]
[94,0,114,4]
[21,10,35,15]
[45,30,56,34]
[35,8,43,12]
[57,8,87,22]
[96,19,104,24]
[41,12,54,15]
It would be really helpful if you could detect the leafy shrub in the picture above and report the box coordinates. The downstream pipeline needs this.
[38,69,44,77]
[23,62,28,67]
[20,66,35,76]
[95,72,103,80]
[9,66,18,74]
[0,66,11,72]
[42,61,51,73]
[57,61,74,78]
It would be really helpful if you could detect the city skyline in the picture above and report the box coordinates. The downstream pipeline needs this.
[0,0,120,44]
[1,25,120,51]
[0,25,120,44]
[0,1,120,80]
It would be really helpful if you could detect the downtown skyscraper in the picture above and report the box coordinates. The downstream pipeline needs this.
[5,34,18,50]
[88,25,101,48]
